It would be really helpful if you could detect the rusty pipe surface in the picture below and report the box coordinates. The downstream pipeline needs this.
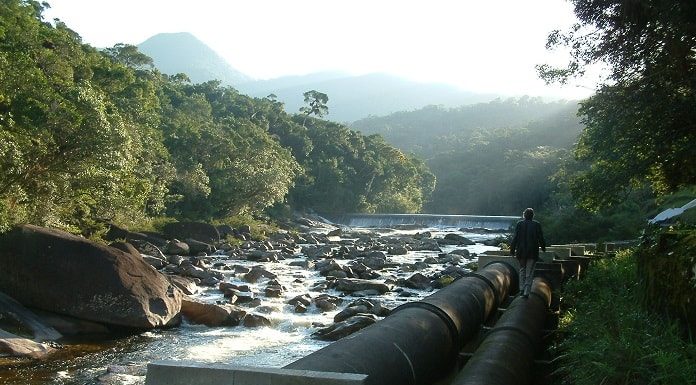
[452,277,552,385]
[284,262,516,385]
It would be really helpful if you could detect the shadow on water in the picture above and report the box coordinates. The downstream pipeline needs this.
[0,331,157,384]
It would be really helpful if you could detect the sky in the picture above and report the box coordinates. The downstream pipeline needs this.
[43,0,598,99]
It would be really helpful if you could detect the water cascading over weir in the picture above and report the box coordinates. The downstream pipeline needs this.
[325,213,519,231]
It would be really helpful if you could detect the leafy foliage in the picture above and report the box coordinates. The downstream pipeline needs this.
[554,250,696,385]
[635,224,696,336]
[0,0,434,233]
[539,0,696,209]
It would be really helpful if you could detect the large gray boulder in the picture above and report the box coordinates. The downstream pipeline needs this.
[0,225,182,329]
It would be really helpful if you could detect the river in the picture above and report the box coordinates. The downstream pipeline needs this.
[0,223,508,385]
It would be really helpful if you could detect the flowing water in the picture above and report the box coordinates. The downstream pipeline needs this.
[0,225,506,385]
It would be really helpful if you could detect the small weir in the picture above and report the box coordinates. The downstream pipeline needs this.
[325,214,519,231]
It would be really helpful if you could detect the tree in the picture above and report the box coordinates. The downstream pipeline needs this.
[299,90,328,125]
[538,0,696,209]
[103,43,154,70]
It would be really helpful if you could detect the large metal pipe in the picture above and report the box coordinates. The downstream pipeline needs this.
[452,278,552,385]
[284,262,517,385]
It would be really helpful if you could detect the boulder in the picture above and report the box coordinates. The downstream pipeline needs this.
[180,298,246,327]
[327,228,342,237]
[388,245,409,255]
[142,255,167,269]
[0,328,55,358]
[216,225,235,238]
[244,266,277,283]
[358,251,387,270]
[443,233,475,245]
[242,313,271,328]
[165,240,190,255]
[450,249,471,258]
[104,224,167,247]
[313,314,377,341]
[31,309,110,335]
[314,294,342,312]
[288,294,312,307]
[185,238,215,255]
[162,222,220,245]
[336,278,389,294]
[334,298,390,322]
[0,291,62,341]
[97,364,147,385]
[109,241,141,258]
[402,273,432,290]
[0,225,182,329]
[130,241,167,260]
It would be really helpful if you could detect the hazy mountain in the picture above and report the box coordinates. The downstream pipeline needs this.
[137,32,497,122]
[237,73,497,123]
[138,32,251,85]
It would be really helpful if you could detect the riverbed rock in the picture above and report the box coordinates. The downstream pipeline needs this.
[167,275,198,295]
[336,278,390,294]
[0,291,62,341]
[450,249,471,258]
[32,309,111,335]
[244,266,277,283]
[162,221,220,245]
[402,273,432,290]
[313,314,377,341]
[334,298,390,322]
[165,240,190,255]
[185,238,215,255]
[264,280,284,298]
[242,313,272,328]
[0,328,55,358]
[441,233,475,245]
[180,298,245,327]
[0,225,182,329]
[97,364,147,385]
[104,224,167,247]
[288,294,312,307]
[357,251,387,270]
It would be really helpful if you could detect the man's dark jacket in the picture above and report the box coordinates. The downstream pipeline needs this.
[510,219,546,260]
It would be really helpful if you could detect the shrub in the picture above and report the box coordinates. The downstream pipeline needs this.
[554,250,696,385]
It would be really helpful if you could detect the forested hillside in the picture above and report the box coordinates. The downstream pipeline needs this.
[0,1,434,234]
[352,99,583,215]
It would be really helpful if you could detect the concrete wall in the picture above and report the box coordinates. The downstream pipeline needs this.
[145,360,367,385]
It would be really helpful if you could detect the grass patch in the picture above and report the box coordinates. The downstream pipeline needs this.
[553,250,696,385]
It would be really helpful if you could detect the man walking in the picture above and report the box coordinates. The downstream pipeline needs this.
[510,208,546,298]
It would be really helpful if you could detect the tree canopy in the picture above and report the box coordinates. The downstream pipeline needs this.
[0,0,434,233]
[538,0,696,209]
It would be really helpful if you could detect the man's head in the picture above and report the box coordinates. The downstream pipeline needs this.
[523,208,534,220]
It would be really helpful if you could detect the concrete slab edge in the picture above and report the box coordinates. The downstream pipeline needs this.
[145,360,368,385]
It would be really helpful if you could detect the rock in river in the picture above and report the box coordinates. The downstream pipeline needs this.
[0,225,182,329]
[180,298,245,327]
[336,278,390,294]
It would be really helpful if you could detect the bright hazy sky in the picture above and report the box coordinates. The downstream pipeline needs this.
[43,0,596,99]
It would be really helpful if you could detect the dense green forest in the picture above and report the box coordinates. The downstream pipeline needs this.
[352,99,582,215]
[0,0,434,234]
